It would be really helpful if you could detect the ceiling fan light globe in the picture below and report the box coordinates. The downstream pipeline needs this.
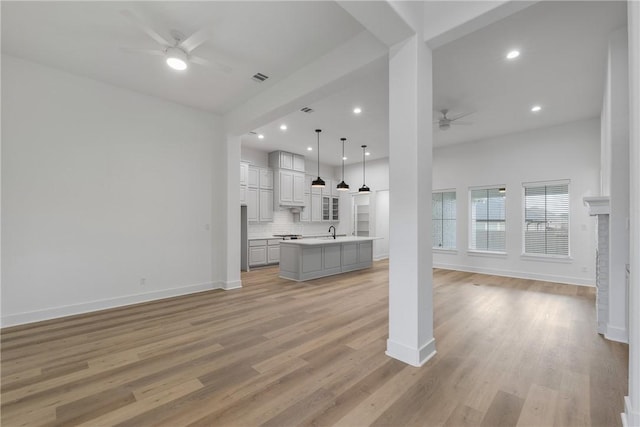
[440,123,451,131]
[165,47,188,71]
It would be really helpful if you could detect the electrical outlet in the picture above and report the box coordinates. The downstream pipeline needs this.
[581,267,588,273]
[140,278,146,286]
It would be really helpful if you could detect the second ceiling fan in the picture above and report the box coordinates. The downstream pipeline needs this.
[435,109,473,131]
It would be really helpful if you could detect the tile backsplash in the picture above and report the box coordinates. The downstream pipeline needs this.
[248,209,340,238]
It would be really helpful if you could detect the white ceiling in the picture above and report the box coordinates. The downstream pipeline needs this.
[1,1,628,166]
[0,1,364,114]
[432,0,627,146]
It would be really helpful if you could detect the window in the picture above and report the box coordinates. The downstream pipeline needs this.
[432,191,456,249]
[470,187,506,252]
[523,182,569,256]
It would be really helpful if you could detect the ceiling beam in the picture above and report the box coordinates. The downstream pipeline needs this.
[336,1,415,47]
[224,31,387,136]
[425,1,538,49]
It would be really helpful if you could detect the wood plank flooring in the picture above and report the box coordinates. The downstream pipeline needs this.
[1,261,628,426]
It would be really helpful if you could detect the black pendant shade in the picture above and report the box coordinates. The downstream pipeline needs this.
[337,137,349,191]
[359,144,370,194]
[311,129,325,188]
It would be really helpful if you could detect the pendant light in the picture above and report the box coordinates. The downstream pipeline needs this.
[359,145,370,194]
[336,138,350,191]
[311,129,325,188]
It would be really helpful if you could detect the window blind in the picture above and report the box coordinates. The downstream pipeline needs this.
[470,188,505,251]
[524,183,569,256]
[432,191,456,249]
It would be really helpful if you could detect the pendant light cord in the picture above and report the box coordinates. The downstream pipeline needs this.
[342,139,345,180]
[362,145,366,185]
[316,130,321,177]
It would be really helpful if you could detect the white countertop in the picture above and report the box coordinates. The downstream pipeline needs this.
[279,236,380,246]
[248,234,347,241]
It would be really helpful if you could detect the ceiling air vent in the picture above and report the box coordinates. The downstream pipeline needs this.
[300,107,314,113]
[251,72,269,82]
[248,131,257,135]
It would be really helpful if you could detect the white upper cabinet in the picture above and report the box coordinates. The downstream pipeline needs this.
[259,189,274,222]
[322,179,332,196]
[311,194,322,222]
[279,171,294,203]
[269,150,305,173]
[259,168,273,189]
[247,167,259,188]
[280,152,293,170]
[274,170,305,206]
[246,188,259,222]
[243,164,274,222]
[293,154,305,172]
[240,162,249,187]
[293,173,305,204]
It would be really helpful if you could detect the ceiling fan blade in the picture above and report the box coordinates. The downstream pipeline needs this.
[449,111,474,121]
[120,10,172,47]
[190,55,232,73]
[179,28,211,53]
[120,47,163,56]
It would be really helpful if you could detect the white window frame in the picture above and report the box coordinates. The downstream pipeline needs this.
[521,179,571,260]
[468,185,507,255]
[432,189,457,251]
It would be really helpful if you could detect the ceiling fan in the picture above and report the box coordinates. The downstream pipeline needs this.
[435,109,473,131]
[119,9,231,73]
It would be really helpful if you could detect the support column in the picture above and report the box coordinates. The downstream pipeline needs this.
[222,135,242,290]
[386,33,436,367]
[625,1,640,425]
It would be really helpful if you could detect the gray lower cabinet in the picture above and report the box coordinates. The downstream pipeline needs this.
[249,239,280,267]
[279,239,374,281]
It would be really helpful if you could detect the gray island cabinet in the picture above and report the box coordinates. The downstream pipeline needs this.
[279,237,379,281]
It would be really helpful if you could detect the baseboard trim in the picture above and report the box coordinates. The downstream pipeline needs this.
[223,280,242,290]
[386,337,437,367]
[1,281,220,328]
[623,396,640,427]
[606,324,629,343]
[433,262,595,287]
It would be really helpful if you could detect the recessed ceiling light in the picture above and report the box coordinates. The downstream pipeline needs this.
[506,50,520,60]
[307,146,313,151]
[531,105,542,112]
[258,134,265,139]
[365,152,370,156]
[353,107,362,114]
[342,156,347,161]
[280,124,287,131]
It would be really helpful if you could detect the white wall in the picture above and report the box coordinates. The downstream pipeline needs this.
[337,120,600,285]
[1,55,226,326]
[433,118,600,286]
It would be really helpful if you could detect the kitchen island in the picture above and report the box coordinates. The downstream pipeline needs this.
[279,236,379,281]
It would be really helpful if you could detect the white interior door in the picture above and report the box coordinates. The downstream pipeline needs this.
[374,190,389,259]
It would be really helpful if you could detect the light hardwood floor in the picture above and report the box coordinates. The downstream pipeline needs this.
[1,260,628,426]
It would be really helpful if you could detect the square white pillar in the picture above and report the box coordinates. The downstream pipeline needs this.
[624,1,640,425]
[222,135,242,290]
[386,34,436,367]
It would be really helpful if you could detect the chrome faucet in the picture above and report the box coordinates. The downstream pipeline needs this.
[328,225,336,239]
